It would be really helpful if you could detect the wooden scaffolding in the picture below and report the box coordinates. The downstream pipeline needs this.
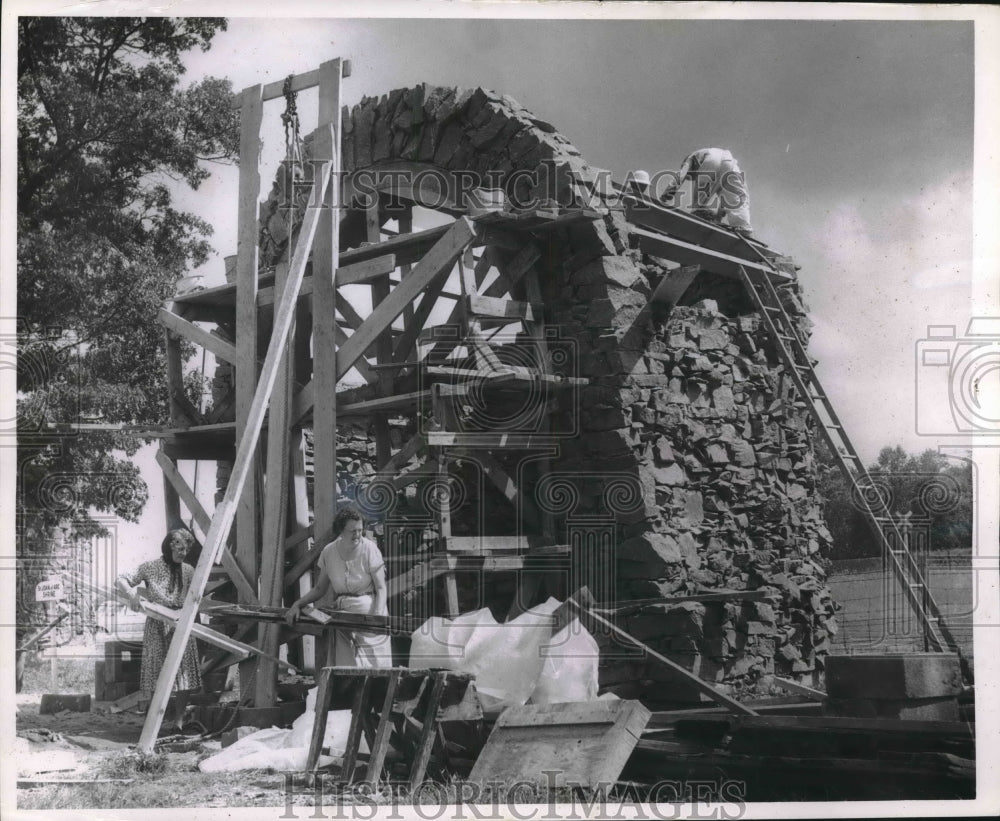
[138,59,961,750]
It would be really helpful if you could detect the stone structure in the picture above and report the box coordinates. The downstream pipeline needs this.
[215,84,840,701]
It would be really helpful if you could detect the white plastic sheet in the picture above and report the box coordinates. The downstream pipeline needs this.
[409,597,601,709]
[197,686,363,773]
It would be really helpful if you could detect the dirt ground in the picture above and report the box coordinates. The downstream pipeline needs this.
[14,693,321,810]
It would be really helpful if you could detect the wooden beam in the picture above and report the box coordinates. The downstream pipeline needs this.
[162,327,185,525]
[650,265,700,307]
[339,254,398,287]
[338,390,432,416]
[563,594,757,716]
[140,600,296,674]
[234,85,264,671]
[228,59,350,108]
[288,435,315,670]
[154,449,258,606]
[310,59,343,553]
[136,135,334,752]
[336,218,476,379]
[158,310,237,365]
[256,254,295,706]
[256,256,398,306]
[468,295,542,322]
[631,225,784,281]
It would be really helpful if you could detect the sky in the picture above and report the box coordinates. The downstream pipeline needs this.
[21,6,988,567]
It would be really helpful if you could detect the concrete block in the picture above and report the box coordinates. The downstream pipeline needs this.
[825,653,962,700]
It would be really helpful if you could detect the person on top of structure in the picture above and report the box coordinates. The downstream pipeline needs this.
[659,147,753,236]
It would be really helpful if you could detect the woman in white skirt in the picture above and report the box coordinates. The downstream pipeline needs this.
[285,506,392,668]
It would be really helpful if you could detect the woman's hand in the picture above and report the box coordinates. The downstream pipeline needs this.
[285,602,302,624]
[129,592,143,613]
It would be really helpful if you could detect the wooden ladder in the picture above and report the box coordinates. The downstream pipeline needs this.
[734,258,960,657]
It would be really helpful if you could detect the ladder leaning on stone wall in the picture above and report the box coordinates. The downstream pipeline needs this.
[734,256,961,659]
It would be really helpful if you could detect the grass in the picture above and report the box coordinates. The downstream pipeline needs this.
[95,751,167,779]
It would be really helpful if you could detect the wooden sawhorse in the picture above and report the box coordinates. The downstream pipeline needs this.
[305,666,482,788]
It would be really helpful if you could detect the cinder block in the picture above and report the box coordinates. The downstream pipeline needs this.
[824,653,962,700]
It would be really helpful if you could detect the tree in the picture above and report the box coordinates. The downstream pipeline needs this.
[817,442,973,560]
[16,18,238,627]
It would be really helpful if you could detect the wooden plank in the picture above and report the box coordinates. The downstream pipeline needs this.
[593,590,771,614]
[468,295,541,322]
[339,390,431,416]
[288,432,315,671]
[306,667,335,775]
[390,265,450,365]
[425,432,564,448]
[257,255,397,305]
[154,449,258,605]
[631,225,785,281]
[337,218,476,379]
[773,676,827,700]
[284,524,314,551]
[387,556,457,598]
[133,600,297,674]
[564,595,757,716]
[367,670,401,788]
[340,223,451,265]
[409,672,447,789]
[371,432,425,482]
[442,536,569,554]
[341,677,373,782]
[310,59,343,556]
[340,254,398,287]
[233,85,264,682]
[650,264,700,306]
[136,141,333,753]
[158,309,237,365]
[467,699,650,789]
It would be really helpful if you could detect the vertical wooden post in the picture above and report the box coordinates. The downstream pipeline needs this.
[368,198,394,472]
[311,58,344,558]
[163,328,185,528]
[234,84,264,699]
[255,256,294,706]
[289,436,315,671]
[399,207,414,327]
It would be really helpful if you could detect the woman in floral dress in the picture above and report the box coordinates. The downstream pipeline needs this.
[116,529,202,724]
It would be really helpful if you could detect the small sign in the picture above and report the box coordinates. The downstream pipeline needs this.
[35,578,65,602]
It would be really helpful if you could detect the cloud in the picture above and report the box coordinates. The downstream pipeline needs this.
[801,170,975,461]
